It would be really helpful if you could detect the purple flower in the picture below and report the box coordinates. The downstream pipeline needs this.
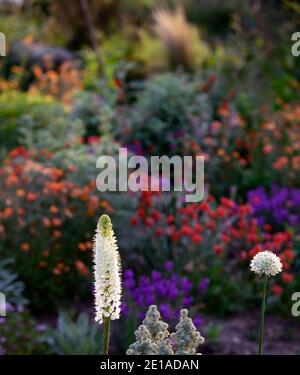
[182,296,193,308]
[181,278,192,293]
[248,184,300,232]
[124,268,201,325]
[164,261,173,272]
[193,315,204,329]
[123,269,135,289]
[36,324,47,332]
[198,278,210,294]
[159,304,172,321]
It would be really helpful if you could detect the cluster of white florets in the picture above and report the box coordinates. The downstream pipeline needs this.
[250,250,282,277]
[93,215,122,324]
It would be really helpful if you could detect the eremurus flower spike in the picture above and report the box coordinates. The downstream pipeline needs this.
[93,214,122,354]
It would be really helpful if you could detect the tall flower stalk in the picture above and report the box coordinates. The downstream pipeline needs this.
[258,275,268,355]
[250,250,282,355]
[93,214,122,355]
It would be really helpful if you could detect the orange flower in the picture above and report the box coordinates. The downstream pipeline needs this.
[57,262,65,270]
[50,205,59,214]
[43,217,51,228]
[18,208,26,216]
[86,207,94,217]
[273,156,288,170]
[52,218,62,227]
[17,189,26,198]
[3,207,13,218]
[53,230,62,239]
[6,174,18,186]
[78,242,87,252]
[85,241,93,250]
[53,267,61,276]
[100,200,114,213]
[74,260,89,276]
[20,242,30,252]
[38,261,47,268]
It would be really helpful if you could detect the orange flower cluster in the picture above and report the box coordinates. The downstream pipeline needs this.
[29,60,82,105]
[0,147,112,305]
[254,103,300,180]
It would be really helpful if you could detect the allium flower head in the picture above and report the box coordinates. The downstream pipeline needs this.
[250,250,282,277]
[93,214,122,324]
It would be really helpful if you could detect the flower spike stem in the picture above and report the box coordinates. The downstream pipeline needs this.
[103,316,111,355]
[258,275,268,355]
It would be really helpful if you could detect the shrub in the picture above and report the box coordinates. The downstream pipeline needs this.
[153,6,209,72]
[0,305,51,355]
[123,73,212,155]
[48,312,102,355]
[0,259,50,355]
[0,91,57,151]
[0,148,113,310]
[0,259,28,307]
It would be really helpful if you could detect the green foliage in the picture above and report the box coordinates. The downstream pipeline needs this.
[49,312,102,355]
[0,259,28,307]
[71,91,116,139]
[0,91,57,151]
[125,72,211,155]
[0,307,51,355]
[18,105,83,153]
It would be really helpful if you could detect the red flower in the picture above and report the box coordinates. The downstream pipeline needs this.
[263,223,272,232]
[27,192,38,203]
[271,284,283,296]
[181,225,193,236]
[281,272,293,284]
[151,210,161,221]
[283,249,295,261]
[213,244,223,255]
[130,217,138,226]
[144,217,154,228]
[137,208,145,219]
[191,234,202,245]
[194,223,203,233]
[155,227,164,237]
[166,214,175,224]
[220,233,230,243]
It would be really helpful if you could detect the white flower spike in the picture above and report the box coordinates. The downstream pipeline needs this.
[93,214,122,324]
[250,250,282,277]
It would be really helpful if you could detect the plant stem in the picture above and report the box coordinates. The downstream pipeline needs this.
[103,316,111,355]
[258,275,268,355]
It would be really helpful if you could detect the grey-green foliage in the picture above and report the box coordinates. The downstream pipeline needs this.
[71,92,116,139]
[0,258,28,307]
[18,104,84,153]
[171,309,205,355]
[127,73,211,154]
[49,312,102,355]
[127,305,204,355]
[127,305,174,355]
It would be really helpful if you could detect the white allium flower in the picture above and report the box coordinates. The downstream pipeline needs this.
[250,250,282,277]
[93,214,122,324]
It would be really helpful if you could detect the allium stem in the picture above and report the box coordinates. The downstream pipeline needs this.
[258,275,268,355]
[103,316,111,355]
